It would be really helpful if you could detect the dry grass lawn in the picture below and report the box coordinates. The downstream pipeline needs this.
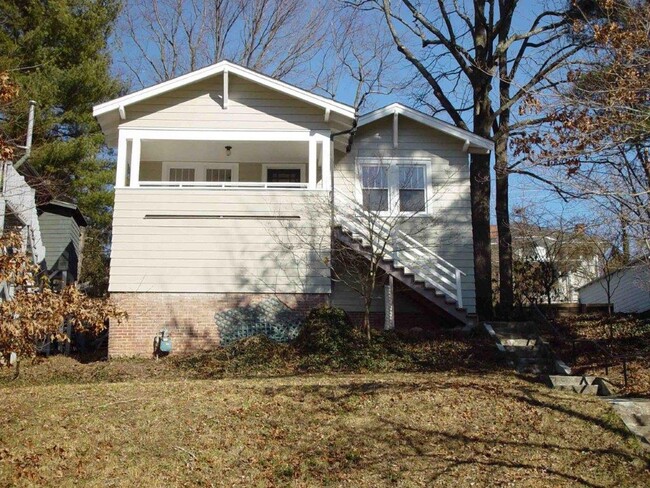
[1,365,649,487]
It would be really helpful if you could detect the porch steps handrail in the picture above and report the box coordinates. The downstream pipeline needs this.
[335,201,465,309]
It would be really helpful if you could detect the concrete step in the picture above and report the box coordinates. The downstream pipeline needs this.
[634,414,650,426]
[554,384,600,395]
[488,321,538,335]
[516,357,555,374]
[546,375,615,396]
[607,399,650,447]
[494,331,538,341]
[501,338,540,348]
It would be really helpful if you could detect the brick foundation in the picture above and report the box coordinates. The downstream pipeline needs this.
[109,293,327,357]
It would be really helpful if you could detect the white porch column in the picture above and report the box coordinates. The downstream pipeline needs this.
[308,134,317,189]
[321,136,331,190]
[129,137,141,188]
[115,131,127,188]
[384,275,395,330]
[223,68,229,109]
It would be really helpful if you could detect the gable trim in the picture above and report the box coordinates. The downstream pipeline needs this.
[358,103,494,152]
[93,60,355,119]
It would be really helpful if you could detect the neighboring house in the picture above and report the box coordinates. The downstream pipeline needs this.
[37,199,87,287]
[0,159,46,300]
[579,258,650,313]
[92,60,493,357]
[491,224,603,303]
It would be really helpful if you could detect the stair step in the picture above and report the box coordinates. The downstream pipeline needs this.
[516,357,554,374]
[334,228,469,325]
[516,363,554,374]
[504,346,542,357]
[501,338,539,348]
[554,385,600,395]
[494,332,538,341]
[634,414,650,426]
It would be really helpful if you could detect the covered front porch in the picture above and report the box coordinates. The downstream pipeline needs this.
[116,129,333,190]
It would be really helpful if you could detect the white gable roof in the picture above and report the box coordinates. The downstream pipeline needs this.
[358,103,494,152]
[93,60,355,119]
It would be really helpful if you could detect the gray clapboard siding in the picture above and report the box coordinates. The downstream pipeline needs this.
[39,211,73,272]
[332,116,476,314]
[109,188,331,294]
[37,202,86,282]
[121,74,329,131]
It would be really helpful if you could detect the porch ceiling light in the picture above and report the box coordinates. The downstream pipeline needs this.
[225,145,232,156]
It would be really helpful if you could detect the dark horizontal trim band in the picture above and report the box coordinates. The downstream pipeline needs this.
[144,214,301,220]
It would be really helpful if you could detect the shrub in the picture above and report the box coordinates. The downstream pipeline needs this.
[293,306,362,356]
[293,306,402,371]
[0,232,125,361]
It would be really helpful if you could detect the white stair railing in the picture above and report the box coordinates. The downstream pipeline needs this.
[335,202,465,309]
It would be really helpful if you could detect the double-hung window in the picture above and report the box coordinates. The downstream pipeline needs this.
[163,163,238,184]
[358,159,428,214]
[361,165,389,212]
[169,167,196,182]
[206,168,232,182]
[398,165,426,212]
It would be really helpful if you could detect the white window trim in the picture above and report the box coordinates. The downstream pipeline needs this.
[355,157,432,217]
[261,163,307,183]
[162,162,239,182]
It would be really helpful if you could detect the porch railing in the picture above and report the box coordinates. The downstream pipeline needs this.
[138,181,310,190]
[335,201,466,309]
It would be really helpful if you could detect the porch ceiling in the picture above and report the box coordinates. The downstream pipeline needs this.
[141,140,309,163]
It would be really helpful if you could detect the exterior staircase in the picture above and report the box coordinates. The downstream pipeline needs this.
[334,204,471,326]
[485,320,650,448]
[484,321,571,375]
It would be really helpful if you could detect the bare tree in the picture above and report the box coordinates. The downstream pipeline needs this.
[312,9,404,111]
[514,1,650,270]
[343,0,599,319]
[116,0,331,87]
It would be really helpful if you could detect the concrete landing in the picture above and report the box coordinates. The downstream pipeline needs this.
[606,398,650,448]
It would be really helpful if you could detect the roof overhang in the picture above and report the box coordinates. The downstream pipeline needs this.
[38,199,87,227]
[93,60,356,121]
[358,103,494,153]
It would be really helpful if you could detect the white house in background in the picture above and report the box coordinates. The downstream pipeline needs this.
[93,60,493,357]
[0,160,46,300]
[579,259,650,313]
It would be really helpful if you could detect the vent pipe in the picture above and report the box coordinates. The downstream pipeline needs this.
[14,100,37,169]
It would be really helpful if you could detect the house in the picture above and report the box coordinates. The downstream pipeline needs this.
[92,60,493,357]
[578,258,650,313]
[37,199,87,287]
[0,159,46,300]
[490,223,603,304]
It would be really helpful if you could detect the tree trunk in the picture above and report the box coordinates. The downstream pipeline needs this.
[470,150,493,320]
[471,92,494,320]
[495,135,514,318]
[363,300,372,341]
